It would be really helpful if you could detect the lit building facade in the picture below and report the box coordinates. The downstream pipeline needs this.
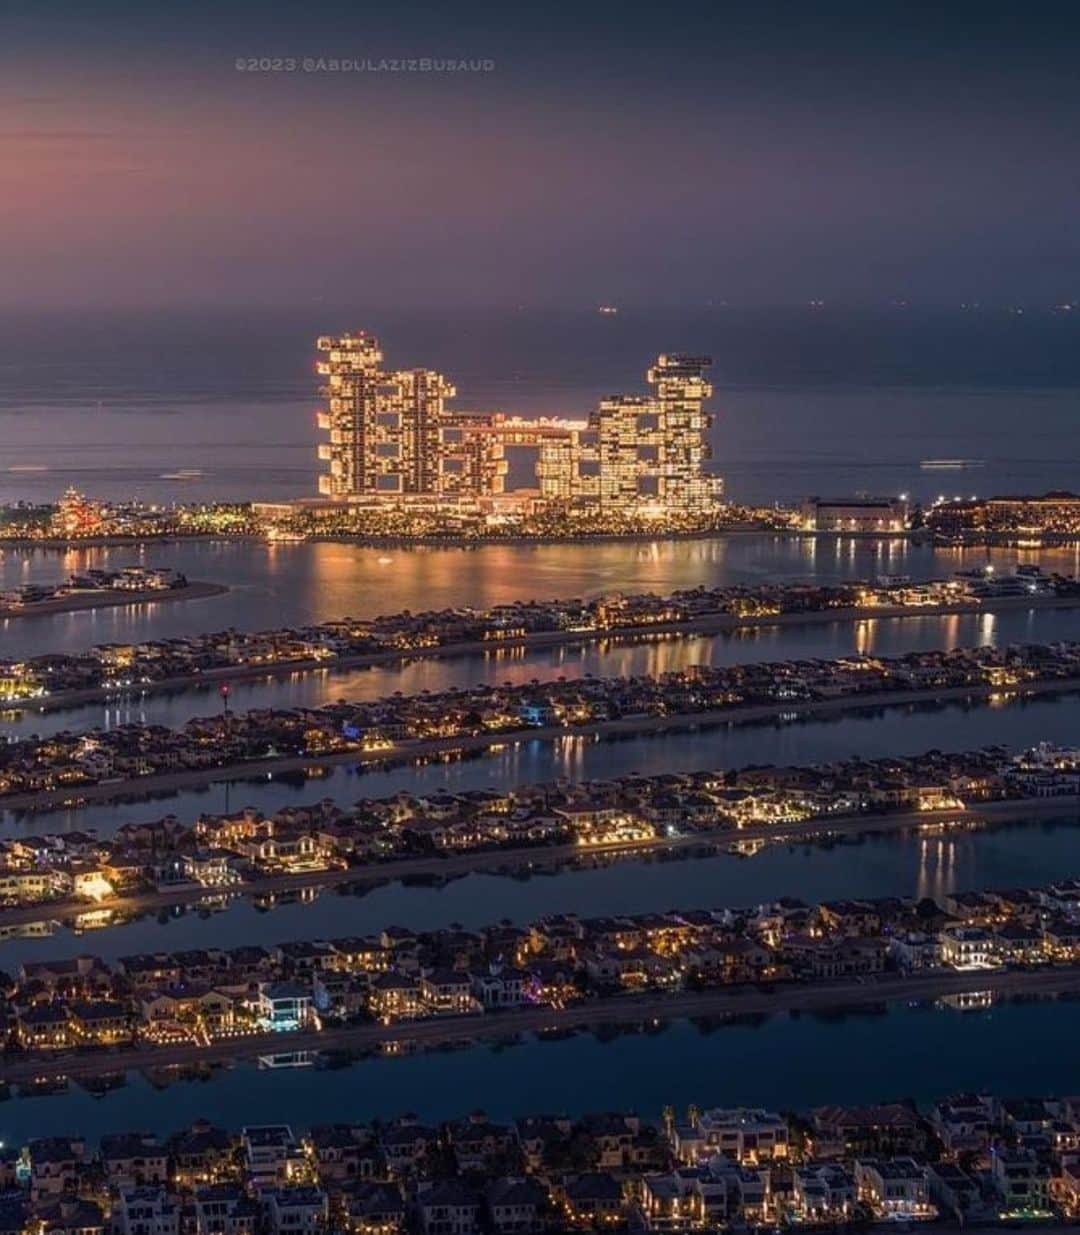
[51,487,104,537]
[315,333,721,519]
[316,334,456,499]
[799,497,909,533]
[927,491,1080,537]
[582,354,720,515]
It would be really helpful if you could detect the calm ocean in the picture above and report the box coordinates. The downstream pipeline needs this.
[1,306,1078,505]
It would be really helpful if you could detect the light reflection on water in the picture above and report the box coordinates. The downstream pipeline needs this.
[0,604,1065,743]
[4,996,1080,1143]
[2,536,1080,1136]
[3,534,1079,663]
[916,836,960,904]
[7,689,1080,839]
[4,815,1079,971]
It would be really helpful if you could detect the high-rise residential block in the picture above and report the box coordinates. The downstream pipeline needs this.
[314,334,721,519]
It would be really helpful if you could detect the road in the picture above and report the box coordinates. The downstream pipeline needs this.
[22,592,1080,714]
[4,963,1079,1087]
[5,673,1080,814]
[3,795,1078,934]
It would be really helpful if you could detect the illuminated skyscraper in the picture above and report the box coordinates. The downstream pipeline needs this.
[583,354,720,516]
[649,354,718,511]
[316,333,455,498]
[316,332,383,498]
[315,335,721,518]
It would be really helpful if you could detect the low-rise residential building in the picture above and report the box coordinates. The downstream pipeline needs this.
[854,1158,936,1220]
[485,1177,549,1234]
[560,1172,627,1227]
[38,1197,106,1235]
[811,1105,926,1158]
[343,1182,407,1235]
[672,1108,788,1165]
[112,1188,181,1235]
[992,1149,1053,1214]
[101,1133,168,1190]
[418,970,481,1016]
[28,1138,86,1202]
[241,1127,301,1187]
[416,1180,482,1235]
[194,1184,261,1235]
[256,984,318,1033]
[940,925,998,970]
[792,1163,856,1222]
[261,1186,328,1235]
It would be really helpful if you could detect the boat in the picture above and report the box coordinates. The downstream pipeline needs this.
[597,305,619,315]
[919,459,985,470]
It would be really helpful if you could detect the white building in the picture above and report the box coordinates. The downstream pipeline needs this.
[800,497,908,533]
[672,1108,788,1164]
[193,1185,260,1235]
[262,1187,329,1235]
[471,967,529,1009]
[939,925,998,970]
[416,1180,482,1235]
[256,983,318,1033]
[113,1189,181,1235]
[855,1159,936,1219]
[240,1127,300,1187]
[792,1164,856,1221]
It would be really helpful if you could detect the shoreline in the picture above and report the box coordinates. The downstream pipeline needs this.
[3,674,1080,814]
[3,961,1077,1087]
[4,526,1080,552]
[0,534,235,551]
[16,592,1080,715]
[3,796,1077,933]
[0,526,923,552]
[934,530,1080,548]
[0,580,228,622]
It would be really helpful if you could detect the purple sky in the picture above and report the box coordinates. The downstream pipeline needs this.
[3,0,1079,309]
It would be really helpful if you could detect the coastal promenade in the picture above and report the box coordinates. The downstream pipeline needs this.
[23,591,1080,715]
[6,673,1080,813]
[4,795,1077,933]
[0,580,227,621]
[5,962,1078,1087]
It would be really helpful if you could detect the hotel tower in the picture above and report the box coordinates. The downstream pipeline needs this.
[315,333,721,518]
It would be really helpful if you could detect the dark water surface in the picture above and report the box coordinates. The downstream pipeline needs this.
[0,505,1078,1139]
[2,307,1079,505]
[4,815,1078,972]
[3,997,1080,1144]
[6,689,1080,838]
[4,536,1080,662]
[7,600,1079,739]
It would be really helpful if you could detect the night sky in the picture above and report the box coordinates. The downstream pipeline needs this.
[3,0,1079,309]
